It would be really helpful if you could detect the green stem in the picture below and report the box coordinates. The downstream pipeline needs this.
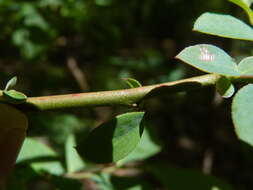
[24,74,220,111]
[1,73,251,111]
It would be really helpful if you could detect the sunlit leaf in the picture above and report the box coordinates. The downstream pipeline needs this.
[176,44,240,76]
[216,77,235,98]
[65,134,85,173]
[77,112,145,163]
[193,13,253,41]
[232,84,253,147]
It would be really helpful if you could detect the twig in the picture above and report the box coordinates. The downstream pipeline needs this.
[1,74,252,111]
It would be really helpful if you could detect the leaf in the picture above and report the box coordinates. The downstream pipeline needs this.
[65,134,85,173]
[216,77,235,98]
[148,163,234,190]
[228,0,253,24]
[4,76,17,91]
[117,128,161,164]
[123,78,142,88]
[232,84,253,147]
[193,12,253,41]
[17,137,65,175]
[77,112,145,163]
[176,44,240,76]
[0,103,28,188]
[3,90,27,104]
[238,56,253,75]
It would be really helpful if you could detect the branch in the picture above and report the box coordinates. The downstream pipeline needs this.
[1,74,251,111]
[24,74,220,111]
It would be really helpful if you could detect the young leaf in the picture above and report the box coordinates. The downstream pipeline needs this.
[4,76,17,91]
[0,103,28,188]
[3,90,27,104]
[228,0,253,25]
[232,84,253,147]
[123,78,142,88]
[238,56,253,75]
[176,44,240,76]
[193,13,253,41]
[65,134,85,173]
[77,112,145,163]
[216,77,235,98]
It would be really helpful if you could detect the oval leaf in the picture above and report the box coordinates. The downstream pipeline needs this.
[4,76,17,91]
[193,12,253,41]
[216,77,235,98]
[229,0,253,24]
[0,103,28,187]
[176,44,240,76]
[77,112,145,163]
[238,56,253,75]
[3,90,27,104]
[232,84,253,146]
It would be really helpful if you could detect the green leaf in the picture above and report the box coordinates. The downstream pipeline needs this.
[232,84,253,146]
[193,12,253,41]
[77,112,145,163]
[228,0,253,24]
[65,134,86,173]
[238,56,253,75]
[176,44,240,76]
[123,78,142,88]
[17,137,65,175]
[117,128,161,164]
[216,77,235,98]
[4,76,17,91]
[3,90,27,104]
[148,164,234,190]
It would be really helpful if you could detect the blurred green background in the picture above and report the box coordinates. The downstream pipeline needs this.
[2,0,253,189]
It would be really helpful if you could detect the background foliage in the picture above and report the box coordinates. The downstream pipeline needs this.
[1,0,253,189]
